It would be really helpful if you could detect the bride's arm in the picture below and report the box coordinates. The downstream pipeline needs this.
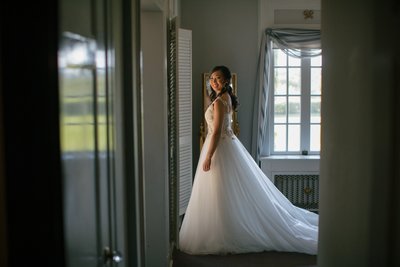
[203,99,224,171]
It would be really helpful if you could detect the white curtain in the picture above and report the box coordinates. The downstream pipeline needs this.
[251,28,321,163]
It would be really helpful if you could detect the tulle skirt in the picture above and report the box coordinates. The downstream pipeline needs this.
[179,134,318,255]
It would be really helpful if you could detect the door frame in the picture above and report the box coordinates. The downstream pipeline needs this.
[117,0,145,266]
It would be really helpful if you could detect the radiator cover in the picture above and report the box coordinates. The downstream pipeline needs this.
[274,174,319,212]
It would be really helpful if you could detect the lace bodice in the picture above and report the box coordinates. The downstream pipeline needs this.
[205,97,234,138]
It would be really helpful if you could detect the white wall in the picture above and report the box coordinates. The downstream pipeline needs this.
[259,0,320,29]
[141,10,169,267]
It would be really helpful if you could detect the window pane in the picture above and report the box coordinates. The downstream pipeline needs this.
[274,68,287,95]
[310,124,321,151]
[311,55,322,66]
[288,68,301,95]
[274,125,286,152]
[288,55,301,66]
[288,96,301,123]
[274,49,287,66]
[288,124,300,151]
[274,96,287,123]
[311,68,321,95]
[311,96,321,123]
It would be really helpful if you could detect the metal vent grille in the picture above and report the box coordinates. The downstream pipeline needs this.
[274,174,319,212]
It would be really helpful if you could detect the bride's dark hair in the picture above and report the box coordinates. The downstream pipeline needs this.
[209,65,239,111]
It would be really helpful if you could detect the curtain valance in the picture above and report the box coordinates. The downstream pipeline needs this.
[266,28,321,58]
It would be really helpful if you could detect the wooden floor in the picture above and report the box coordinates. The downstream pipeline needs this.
[173,250,317,267]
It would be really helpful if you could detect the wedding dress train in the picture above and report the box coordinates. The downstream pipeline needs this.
[179,97,318,255]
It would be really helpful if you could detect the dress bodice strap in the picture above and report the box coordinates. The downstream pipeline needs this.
[212,97,231,112]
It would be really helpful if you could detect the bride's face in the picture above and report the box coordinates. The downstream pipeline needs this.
[209,70,227,92]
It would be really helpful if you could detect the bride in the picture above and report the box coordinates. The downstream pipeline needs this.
[179,66,318,255]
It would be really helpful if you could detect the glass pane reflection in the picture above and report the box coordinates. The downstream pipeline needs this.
[311,68,321,95]
[274,96,287,123]
[288,68,301,95]
[274,125,286,152]
[288,124,300,151]
[274,68,287,95]
[288,96,301,123]
[274,49,287,66]
[288,55,301,66]
[310,96,321,123]
[310,124,321,151]
[311,55,322,66]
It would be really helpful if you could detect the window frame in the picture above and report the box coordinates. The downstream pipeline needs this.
[268,47,321,155]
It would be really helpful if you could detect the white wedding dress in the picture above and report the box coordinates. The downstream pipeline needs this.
[179,97,318,255]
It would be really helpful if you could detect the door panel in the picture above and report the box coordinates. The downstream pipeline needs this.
[59,0,114,266]
[59,0,142,266]
[59,33,105,267]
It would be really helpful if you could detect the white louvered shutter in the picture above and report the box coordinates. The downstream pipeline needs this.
[177,28,192,215]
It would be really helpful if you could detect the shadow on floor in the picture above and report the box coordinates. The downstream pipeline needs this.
[173,249,317,267]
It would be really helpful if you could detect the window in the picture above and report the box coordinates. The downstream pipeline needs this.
[270,47,321,155]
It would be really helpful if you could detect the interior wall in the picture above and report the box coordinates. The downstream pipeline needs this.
[180,0,321,167]
[141,10,170,267]
[259,0,321,31]
[180,0,259,167]
[319,0,399,266]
